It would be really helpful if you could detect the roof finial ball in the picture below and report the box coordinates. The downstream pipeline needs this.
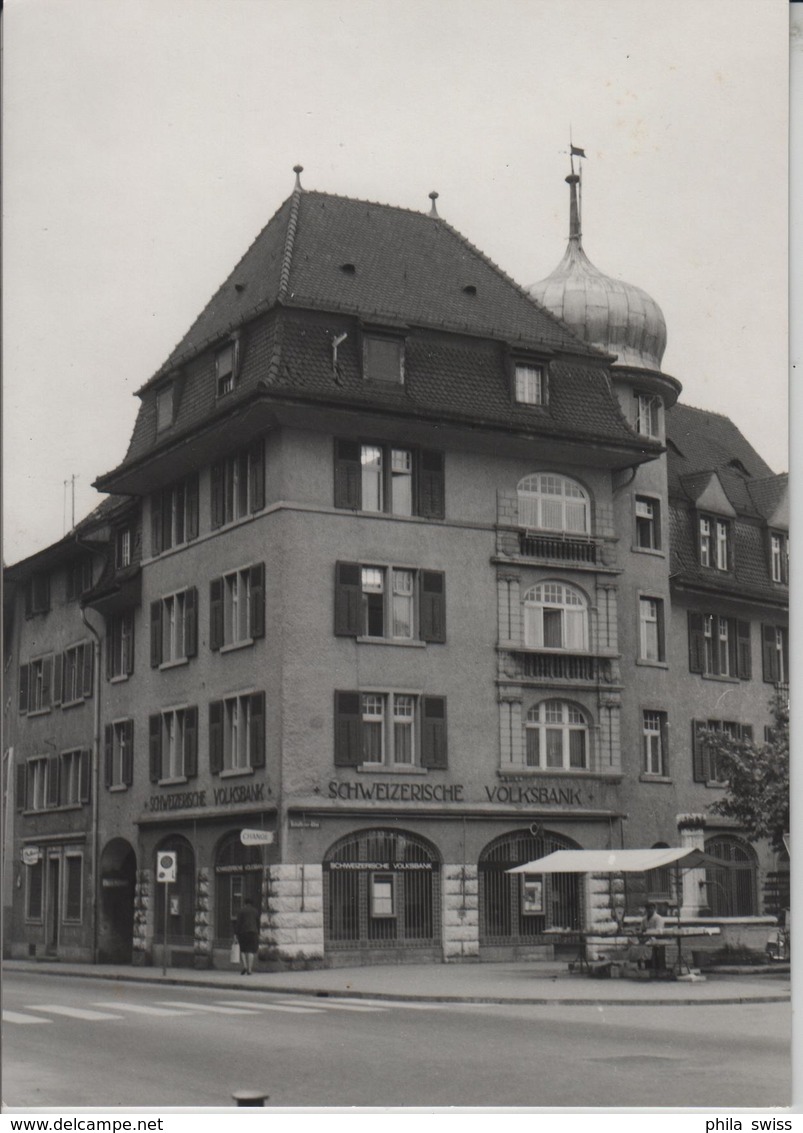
[428,191,439,218]
[293,165,304,190]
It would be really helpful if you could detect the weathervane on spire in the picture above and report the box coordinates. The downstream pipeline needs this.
[567,134,587,242]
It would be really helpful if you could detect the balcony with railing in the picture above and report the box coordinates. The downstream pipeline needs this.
[500,649,619,686]
[518,531,602,565]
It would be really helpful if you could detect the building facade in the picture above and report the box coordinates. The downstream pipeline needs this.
[4,167,788,967]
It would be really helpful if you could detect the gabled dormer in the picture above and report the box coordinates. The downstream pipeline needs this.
[680,472,737,573]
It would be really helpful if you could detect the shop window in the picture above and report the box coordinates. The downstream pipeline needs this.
[107,611,134,679]
[688,612,751,679]
[635,496,660,550]
[634,392,661,437]
[60,749,90,806]
[63,854,83,922]
[66,557,93,601]
[524,701,589,771]
[642,711,668,777]
[692,719,753,784]
[638,597,665,663]
[334,562,445,642]
[363,335,404,385]
[214,832,263,941]
[149,707,198,783]
[522,582,588,651]
[517,473,589,533]
[211,442,265,528]
[151,475,199,555]
[209,564,265,650]
[26,858,44,921]
[105,720,134,789]
[334,691,447,769]
[479,829,580,946]
[209,692,265,775]
[762,625,789,684]
[150,588,198,667]
[334,440,444,519]
[514,364,546,406]
[25,571,50,617]
[770,532,789,584]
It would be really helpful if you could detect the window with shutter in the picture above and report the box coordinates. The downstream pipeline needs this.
[421,696,448,769]
[210,446,264,528]
[209,701,224,774]
[250,692,266,768]
[183,707,198,779]
[334,691,362,766]
[18,664,29,714]
[149,714,162,783]
[334,440,445,518]
[249,564,265,639]
[210,578,224,650]
[80,748,92,802]
[16,762,26,811]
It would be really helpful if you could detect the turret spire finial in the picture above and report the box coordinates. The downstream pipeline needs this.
[566,140,586,244]
[428,191,439,218]
[293,164,304,190]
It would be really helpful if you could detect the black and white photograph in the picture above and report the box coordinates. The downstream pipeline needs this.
[2,0,792,1120]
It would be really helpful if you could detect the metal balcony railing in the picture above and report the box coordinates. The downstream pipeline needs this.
[507,651,601,682]
[519,532,601,565]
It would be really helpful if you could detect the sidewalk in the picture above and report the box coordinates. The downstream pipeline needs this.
[3,957,790,1007]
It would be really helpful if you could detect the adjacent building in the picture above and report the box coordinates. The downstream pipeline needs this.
[4,165,788,968]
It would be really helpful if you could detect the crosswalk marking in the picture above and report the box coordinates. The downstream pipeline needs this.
[3,1010,52,1024]
[30,1005,123,1021]
[92,1001,195,1017]
[276,998,385,1013]
[213,999,323,1014]
[155,1000,262,1015]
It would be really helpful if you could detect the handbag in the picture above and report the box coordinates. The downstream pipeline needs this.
[230,937,241,965]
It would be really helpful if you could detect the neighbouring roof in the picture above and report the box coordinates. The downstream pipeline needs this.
[5,494,134,577]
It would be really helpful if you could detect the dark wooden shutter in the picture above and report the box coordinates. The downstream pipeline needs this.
[334,691,362,766]
[249,563,265,639]
[211,462,225,529]
[334,440,362,509]
[249,440,265,512]
[104,724,114,789]
[692,720,708,783]
[123,721,134,786]
[237,451,249,516]
[740,724,754,743]
[688,611,704,673]
[150,601,163,667]
[149,714,162,783]
[209,700,224,774]
[250,692,265,768]
[184,707,198,779]
[18,664,29,713]
[762,624,779,682]
[736,620,751,680]
[82,641,94,698]
[46,754,60,808]
[105,618,114,680]
[421,696,448,768]
[419,571,446,643]
[151,491,163,556]
[16,762,26,811]
[184,587,198,658]
[53,653,63,706]
[124,615,135,675]
[79,749,91,802]
[210,578,224,651]
[42,655,53,709]
[185,474,199,541]
[659,716,669,777]
[334,562,362,636]
[418,450,445,519]
[656,600,666,662]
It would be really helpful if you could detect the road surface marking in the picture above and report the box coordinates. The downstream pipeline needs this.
[3,1010,52,1024]
[213,1000,323,1014]
[325,998,446,1010]
[276,998,385,1013]
[92,1001,196,1017]
[155,1000,262,1015]
[30,1005,123,1021]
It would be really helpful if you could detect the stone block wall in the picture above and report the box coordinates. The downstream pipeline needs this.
[132,869,152,965]
[442,864,479,960]
[585,872,624,933]
[194,867,212,967]
[261,863,325,966]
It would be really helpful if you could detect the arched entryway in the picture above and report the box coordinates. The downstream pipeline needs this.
[99,838,137,963]
[214,831,263,946]
[154,835,195,945]
[479,829,581,955]
[324,828,441,961]
[705,835,758,916]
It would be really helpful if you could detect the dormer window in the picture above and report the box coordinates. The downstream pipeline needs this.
[770,531,788,584]
[635,392,661,438]
[216,339,239,397]
[156,383,175,431]
[514,364,545,407]
[363,335,404,385]
[115,527,132,570]
[699,514,730,571]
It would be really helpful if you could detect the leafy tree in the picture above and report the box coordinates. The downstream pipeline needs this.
[704,690,789,853]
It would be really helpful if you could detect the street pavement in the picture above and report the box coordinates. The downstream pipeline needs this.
[2,965,792,1109]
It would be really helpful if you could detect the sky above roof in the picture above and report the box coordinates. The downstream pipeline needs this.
[3,0,793,563]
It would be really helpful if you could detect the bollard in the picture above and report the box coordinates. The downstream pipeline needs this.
[232,1089,269,1107]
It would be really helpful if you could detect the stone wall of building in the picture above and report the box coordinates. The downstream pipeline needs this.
[261,863,325,966]
[442,864,479,960]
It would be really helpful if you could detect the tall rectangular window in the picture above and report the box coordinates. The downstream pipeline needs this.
[209,564,265,650]
[216,340,238,396]
[29,757,49,811]
[639,597,665,662]
[60,750,86,806]
[642,711,668,776]
[770,532,788,584]
[62,642,93,705]
[156,383,175,430]
[635,497,660,550]
[335,562,445,643]
[209,692,265,774]
[390,449,413,516]
[334,440,444,519]
[105,720,134,789]
[63,855,83,922]
[149,707,198,783]
[635,393,661,437]
[210,443,265,528]
[699,517,712,567]
[715,519,730,571]
[514,364,545,406]
[107,611,134,679]
[151,589,197,667]
[334,691,447,770]
[361,445,384,512]
[151,475,199,555]
[26,859,44,921]
[115,528,132,569]
[25,572,50,616]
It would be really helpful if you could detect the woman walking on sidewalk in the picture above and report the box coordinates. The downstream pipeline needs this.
[235,898,260,975]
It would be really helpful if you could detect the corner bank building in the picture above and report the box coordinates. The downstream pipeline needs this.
[5,166,789,969]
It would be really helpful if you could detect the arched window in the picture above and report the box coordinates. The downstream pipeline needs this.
[525,700,589,770]
[522,582,589,650]
[517,473,590,534]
